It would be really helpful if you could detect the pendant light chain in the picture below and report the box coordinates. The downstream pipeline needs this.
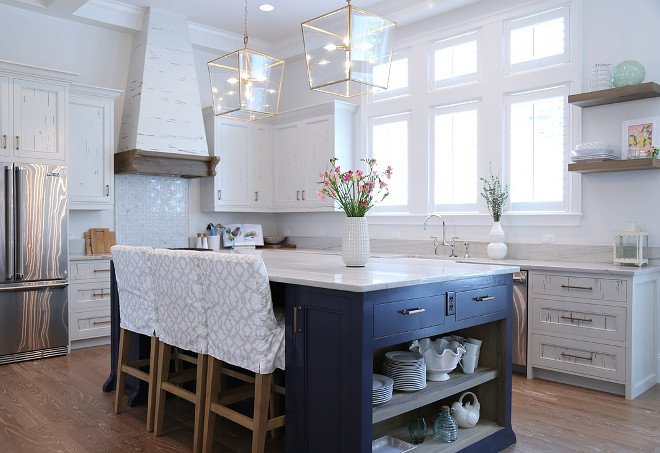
[243,0,249,47]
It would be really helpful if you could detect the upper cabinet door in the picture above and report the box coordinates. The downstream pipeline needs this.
[0,76,8,158]
[301,115,334,208]
[68,85,120,210]
[252,123,271,208]
[272,122,301,207]
[216,119,251,206]
[13,78,66,161]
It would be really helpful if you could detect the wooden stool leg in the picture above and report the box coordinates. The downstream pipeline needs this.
[192,353,208,453]
[202,357,221,453]
[114,328,130,414]
[252,373,273,453]
[146,336,159,432]
[153,342,171,437]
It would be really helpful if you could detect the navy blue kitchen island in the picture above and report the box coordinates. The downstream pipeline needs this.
[106,250,518,452]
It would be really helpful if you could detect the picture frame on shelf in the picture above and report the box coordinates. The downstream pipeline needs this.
[622,116,659,159]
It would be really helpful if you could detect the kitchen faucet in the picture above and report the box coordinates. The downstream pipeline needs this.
[423,214,450,256]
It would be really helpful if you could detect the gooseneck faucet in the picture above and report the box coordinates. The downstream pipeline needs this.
[423,214,450,255]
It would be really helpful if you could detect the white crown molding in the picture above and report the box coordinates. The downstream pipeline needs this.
[189,21,273,54]
[0,59,79,81]
[72,0,144,31]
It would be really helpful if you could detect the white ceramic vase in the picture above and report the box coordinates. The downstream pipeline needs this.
[342,216,370,267]
[487,221,507,259]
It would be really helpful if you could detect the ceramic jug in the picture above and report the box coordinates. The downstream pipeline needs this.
[450,391,480,428]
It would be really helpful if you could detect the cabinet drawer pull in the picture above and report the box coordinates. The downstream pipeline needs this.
[93,268,111,273]
[217,189,222,200]
[296,190,300,201]
[475,295,494,301]
[302,190,305,200]
[92,290,111,298]
[105,184,110,196]
[560,284,593,291]
[560,315,593,323]
[15,135,20,150]
[255,191,258,202]
[402,308,425,315]
[93,320,111,325]
[294,306,302,333]
[2,134,6,149]
[560,352,592,361]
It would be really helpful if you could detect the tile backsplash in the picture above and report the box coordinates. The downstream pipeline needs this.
[114,174,188,248]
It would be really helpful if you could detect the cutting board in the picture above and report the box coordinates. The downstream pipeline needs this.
[88,228,116,254]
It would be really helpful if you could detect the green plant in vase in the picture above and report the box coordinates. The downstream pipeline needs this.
[481,166,509,259]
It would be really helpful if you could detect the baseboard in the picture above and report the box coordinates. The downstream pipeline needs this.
[531,367,625,397]
[70,336,111,350]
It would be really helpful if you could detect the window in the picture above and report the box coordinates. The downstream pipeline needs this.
[432,101,480,211]
[505,6,569,73]
[430,31,480,89]
[507,85,569,212]
[372,48,410,101]
[370,112,410,211]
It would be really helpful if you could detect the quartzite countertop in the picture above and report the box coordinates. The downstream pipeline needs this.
[252,249,519,292]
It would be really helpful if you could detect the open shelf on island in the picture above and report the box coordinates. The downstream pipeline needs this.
[379,419,503,453]
[567,82,660,107]
[568,158,660,173]
[373,367,498,424]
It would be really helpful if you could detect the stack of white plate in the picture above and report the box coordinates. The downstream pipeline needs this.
[383,351,427,391]
[372,374,394,405]
[571,142,619,162]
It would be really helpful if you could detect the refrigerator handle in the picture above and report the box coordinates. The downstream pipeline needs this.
[4,165,14,280]
[14,165,25,280]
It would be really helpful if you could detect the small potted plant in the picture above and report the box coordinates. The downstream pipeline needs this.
[480,167,509,259]
[317,157,392,266]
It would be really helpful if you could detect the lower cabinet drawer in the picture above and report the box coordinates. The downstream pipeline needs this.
[69,281,111,312]
[531,333,625,382]
[456,284,508,321]
[373,294,445,338]
[530,298,626,342]
[70,309,111,340]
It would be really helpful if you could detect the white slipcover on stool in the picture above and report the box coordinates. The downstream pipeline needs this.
[151,249,209,453]
[111,245,159,432]
[200,253,285,453]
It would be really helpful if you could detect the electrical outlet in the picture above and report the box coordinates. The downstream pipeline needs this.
[446,292,456,316]
[391,231,401,238]
[542,233,556,243]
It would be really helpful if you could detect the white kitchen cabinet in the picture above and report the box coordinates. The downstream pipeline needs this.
[68,84,121,210]
[528,269,659,399]
[200,109,271,212]
[0,61,75,163]
[69,257,112,348]
[271,101,357,211]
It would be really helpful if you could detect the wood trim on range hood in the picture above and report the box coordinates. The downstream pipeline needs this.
[114,150,219,178]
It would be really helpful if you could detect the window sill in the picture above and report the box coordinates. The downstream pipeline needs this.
[366,212,582,227]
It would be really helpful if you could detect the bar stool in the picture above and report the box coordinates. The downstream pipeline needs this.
[200,253,285,453]
[111,245,159,432]
[151,249,208,453]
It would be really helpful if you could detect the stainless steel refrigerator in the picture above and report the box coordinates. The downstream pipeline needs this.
[1,163,68,365]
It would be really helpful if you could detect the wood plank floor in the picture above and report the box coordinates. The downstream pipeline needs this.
[0,346,658,452]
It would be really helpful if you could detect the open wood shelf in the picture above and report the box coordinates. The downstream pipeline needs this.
[568,158,660,173]
[377,419,503,452]
[372,367,497,424]
[567,82,660,107]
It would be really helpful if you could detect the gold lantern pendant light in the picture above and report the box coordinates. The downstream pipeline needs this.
[301,0,396,97]
[208,0,285,121]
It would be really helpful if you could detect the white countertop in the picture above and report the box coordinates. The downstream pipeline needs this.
[70,253,111,261]
[456,257,659,276]
[241,249,519,292]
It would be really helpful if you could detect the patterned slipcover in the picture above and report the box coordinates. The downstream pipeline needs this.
[201,253,285,374]
[151,249,208,354]
[111,245,157,337]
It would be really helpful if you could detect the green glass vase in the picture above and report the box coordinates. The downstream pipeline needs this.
[611,60,645,87]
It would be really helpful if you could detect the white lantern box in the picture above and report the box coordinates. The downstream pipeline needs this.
[613,230,648,267]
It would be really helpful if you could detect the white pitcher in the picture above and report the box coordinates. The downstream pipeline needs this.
[450,391,480,428]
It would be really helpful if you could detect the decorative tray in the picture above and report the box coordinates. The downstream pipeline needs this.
[372,435,417,452]
[263,235,287,244]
